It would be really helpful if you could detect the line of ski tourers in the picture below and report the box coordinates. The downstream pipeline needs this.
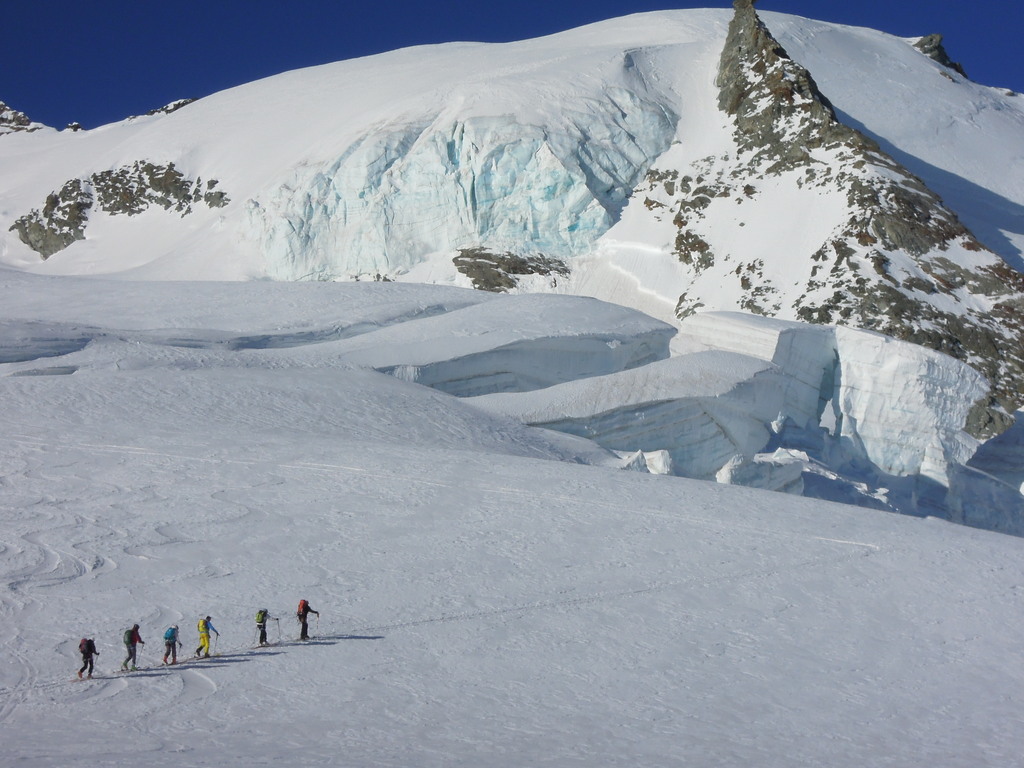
[75,599,320,679]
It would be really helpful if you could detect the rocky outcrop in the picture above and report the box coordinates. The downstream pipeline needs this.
[637,0,1023,435]
[9,180,92,257]
[453,248,570,292]
[0,102,45,136]
[144,99,196,117]
[913,34,968,79]
[10,162,229,259]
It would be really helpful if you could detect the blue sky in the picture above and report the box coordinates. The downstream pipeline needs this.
[3,1,1021,129]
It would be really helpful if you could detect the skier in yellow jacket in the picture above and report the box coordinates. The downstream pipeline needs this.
[194,616,219,658]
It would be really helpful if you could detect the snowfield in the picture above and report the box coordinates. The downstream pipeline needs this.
[3,272,1024,767]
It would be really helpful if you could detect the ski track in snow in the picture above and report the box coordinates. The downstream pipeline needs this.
[0,431,881,712]
[4,431,883,555]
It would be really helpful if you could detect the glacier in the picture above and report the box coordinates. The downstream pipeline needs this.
[0,8,1021,533]
[472,310,1023,532]
[6,267,1024,767]
[244,75,678,281]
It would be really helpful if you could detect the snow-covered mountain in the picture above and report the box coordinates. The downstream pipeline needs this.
[1,3,1022,529]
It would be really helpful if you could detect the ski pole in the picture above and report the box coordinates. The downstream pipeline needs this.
[274,617,281,642]
[213,634,219,656]
[315,614,320,639]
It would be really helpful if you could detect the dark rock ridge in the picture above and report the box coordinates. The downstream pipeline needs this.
[0,102,44,135]
[639,0,1023,436]
[453,248,570,292]
[10,161,229,259]
[144,99,196,117]
[913,34,968,79]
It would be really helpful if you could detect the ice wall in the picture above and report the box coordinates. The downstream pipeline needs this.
[676,313,988,487]
[245,90,677,281]
[831,326,986,486]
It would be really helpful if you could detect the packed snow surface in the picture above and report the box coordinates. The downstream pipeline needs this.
[3,272,1024,767]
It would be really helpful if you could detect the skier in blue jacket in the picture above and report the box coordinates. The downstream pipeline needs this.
[162,625,181,665]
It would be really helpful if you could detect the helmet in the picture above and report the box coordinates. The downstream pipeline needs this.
[133,623,139,629]
[172,624,178,630]
[205,616,211,621]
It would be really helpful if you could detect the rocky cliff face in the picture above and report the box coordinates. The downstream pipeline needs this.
[9,161,228,258]
[637,0,1023,436]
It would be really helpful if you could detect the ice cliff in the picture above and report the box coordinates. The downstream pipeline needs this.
[244,80,677,282]
[472,311,1023,533]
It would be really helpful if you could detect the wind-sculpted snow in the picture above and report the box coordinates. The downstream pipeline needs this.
[471,352,784,480]
[331,293,676,396]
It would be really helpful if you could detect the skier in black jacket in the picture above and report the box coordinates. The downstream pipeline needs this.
[78,637,98,679]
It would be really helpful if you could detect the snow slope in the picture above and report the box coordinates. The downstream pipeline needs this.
[4,274,1024,766]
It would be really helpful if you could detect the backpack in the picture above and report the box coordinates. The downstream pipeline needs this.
[164,627,176,642]
[297,599,308,617]
[123,629,133,645]
[79,638,88,654]
[255,609,268,625]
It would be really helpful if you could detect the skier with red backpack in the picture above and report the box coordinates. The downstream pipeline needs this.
[296,599,319,640]
[77,637,98,679]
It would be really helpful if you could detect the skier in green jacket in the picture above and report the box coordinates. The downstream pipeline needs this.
[121,624,144,671]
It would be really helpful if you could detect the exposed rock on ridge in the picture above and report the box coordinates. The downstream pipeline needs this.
[453,248,570,292]
[913,34,968,79]
[10,162,228,259]
[0,102,45,135]
[637,0,1023,436]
